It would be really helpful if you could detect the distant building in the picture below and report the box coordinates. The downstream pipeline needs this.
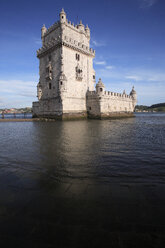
[32,9,137,119]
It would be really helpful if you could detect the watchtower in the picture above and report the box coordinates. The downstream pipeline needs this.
[33,9,96,119]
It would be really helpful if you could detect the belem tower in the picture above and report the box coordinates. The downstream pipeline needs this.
[32,9,137,119]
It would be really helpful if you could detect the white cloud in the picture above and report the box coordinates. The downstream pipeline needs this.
[140,0,157,8]
[106,65,115,70]
[92,40,106,47]
[0,80,37,108]
[125,71,165,82]
[34,38,42,45]
[125,75,142,81]
[94,61,106,65]
[97,66,165,83]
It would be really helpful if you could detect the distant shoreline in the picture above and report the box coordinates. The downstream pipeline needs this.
[0,118,39,122]
[0,112,165,122]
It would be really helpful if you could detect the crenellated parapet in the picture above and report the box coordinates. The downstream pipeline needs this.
[41,19,90,39]
[87,90,133,101]
[63,35,95,56]
[37,35,95,58]
[65,20,90,37]
[37,8,93,58]
[41,9,90,41]
[104,91,133,100]
[42,22,60,38]
[88,78,134,101]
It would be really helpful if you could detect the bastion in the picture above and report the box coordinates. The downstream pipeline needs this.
[32,9,137,120]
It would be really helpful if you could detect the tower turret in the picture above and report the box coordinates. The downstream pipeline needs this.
[41,24,47,45]
[96,78,105,95]
[77,20,85,32]
[123,89,126,95]
[59,8,66,23]
[130,86,137,109]
[85,24,90,39]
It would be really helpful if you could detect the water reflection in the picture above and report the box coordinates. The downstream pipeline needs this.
[0,114,165,247]
[0,114,165,186]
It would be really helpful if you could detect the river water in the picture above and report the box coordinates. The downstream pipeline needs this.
[0,113,165,247]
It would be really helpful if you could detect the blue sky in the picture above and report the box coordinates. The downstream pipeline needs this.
[0,0,165,108]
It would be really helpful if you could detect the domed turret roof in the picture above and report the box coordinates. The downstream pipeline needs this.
[60,8,66,14]
[85,24,89,30]
[96,78,105,88]
[130,86,136,95]
[79,20,84,25]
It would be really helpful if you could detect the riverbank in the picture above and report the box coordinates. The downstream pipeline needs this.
[0,118,40,122]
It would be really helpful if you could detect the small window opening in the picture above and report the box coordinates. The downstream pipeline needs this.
[100,88,103,92]
[48,55,51,61]
[49,83,52,89]
[76,53,80,61]
[89,107,91,110]
[93,75,95,79]
[61,81,63,85]
[62,16,64,19]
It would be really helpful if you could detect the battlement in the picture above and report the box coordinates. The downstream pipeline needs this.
[42,12,90,39]
[104,91,132,99]
[87,90,133,100]
[43,22,60,37]
[63,35,95,55]
[37,34,95,58]
[38,9,93,58]
[65,20,90,38]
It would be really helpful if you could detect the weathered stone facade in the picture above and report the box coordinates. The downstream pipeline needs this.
[32,9,137,119]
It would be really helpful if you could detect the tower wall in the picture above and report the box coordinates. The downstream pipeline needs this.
[38,48,61,100]
[87,91,136,119]
[62,23,90,47]
[61,44,95,115]
[32,98,62,118]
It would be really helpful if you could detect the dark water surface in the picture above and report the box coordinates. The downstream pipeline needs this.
[0,113,165,247]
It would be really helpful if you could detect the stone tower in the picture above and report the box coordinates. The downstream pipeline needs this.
[33,9,96,119]
[33,9,137,119]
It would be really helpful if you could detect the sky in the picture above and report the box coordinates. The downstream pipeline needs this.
[0,0,165,108]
